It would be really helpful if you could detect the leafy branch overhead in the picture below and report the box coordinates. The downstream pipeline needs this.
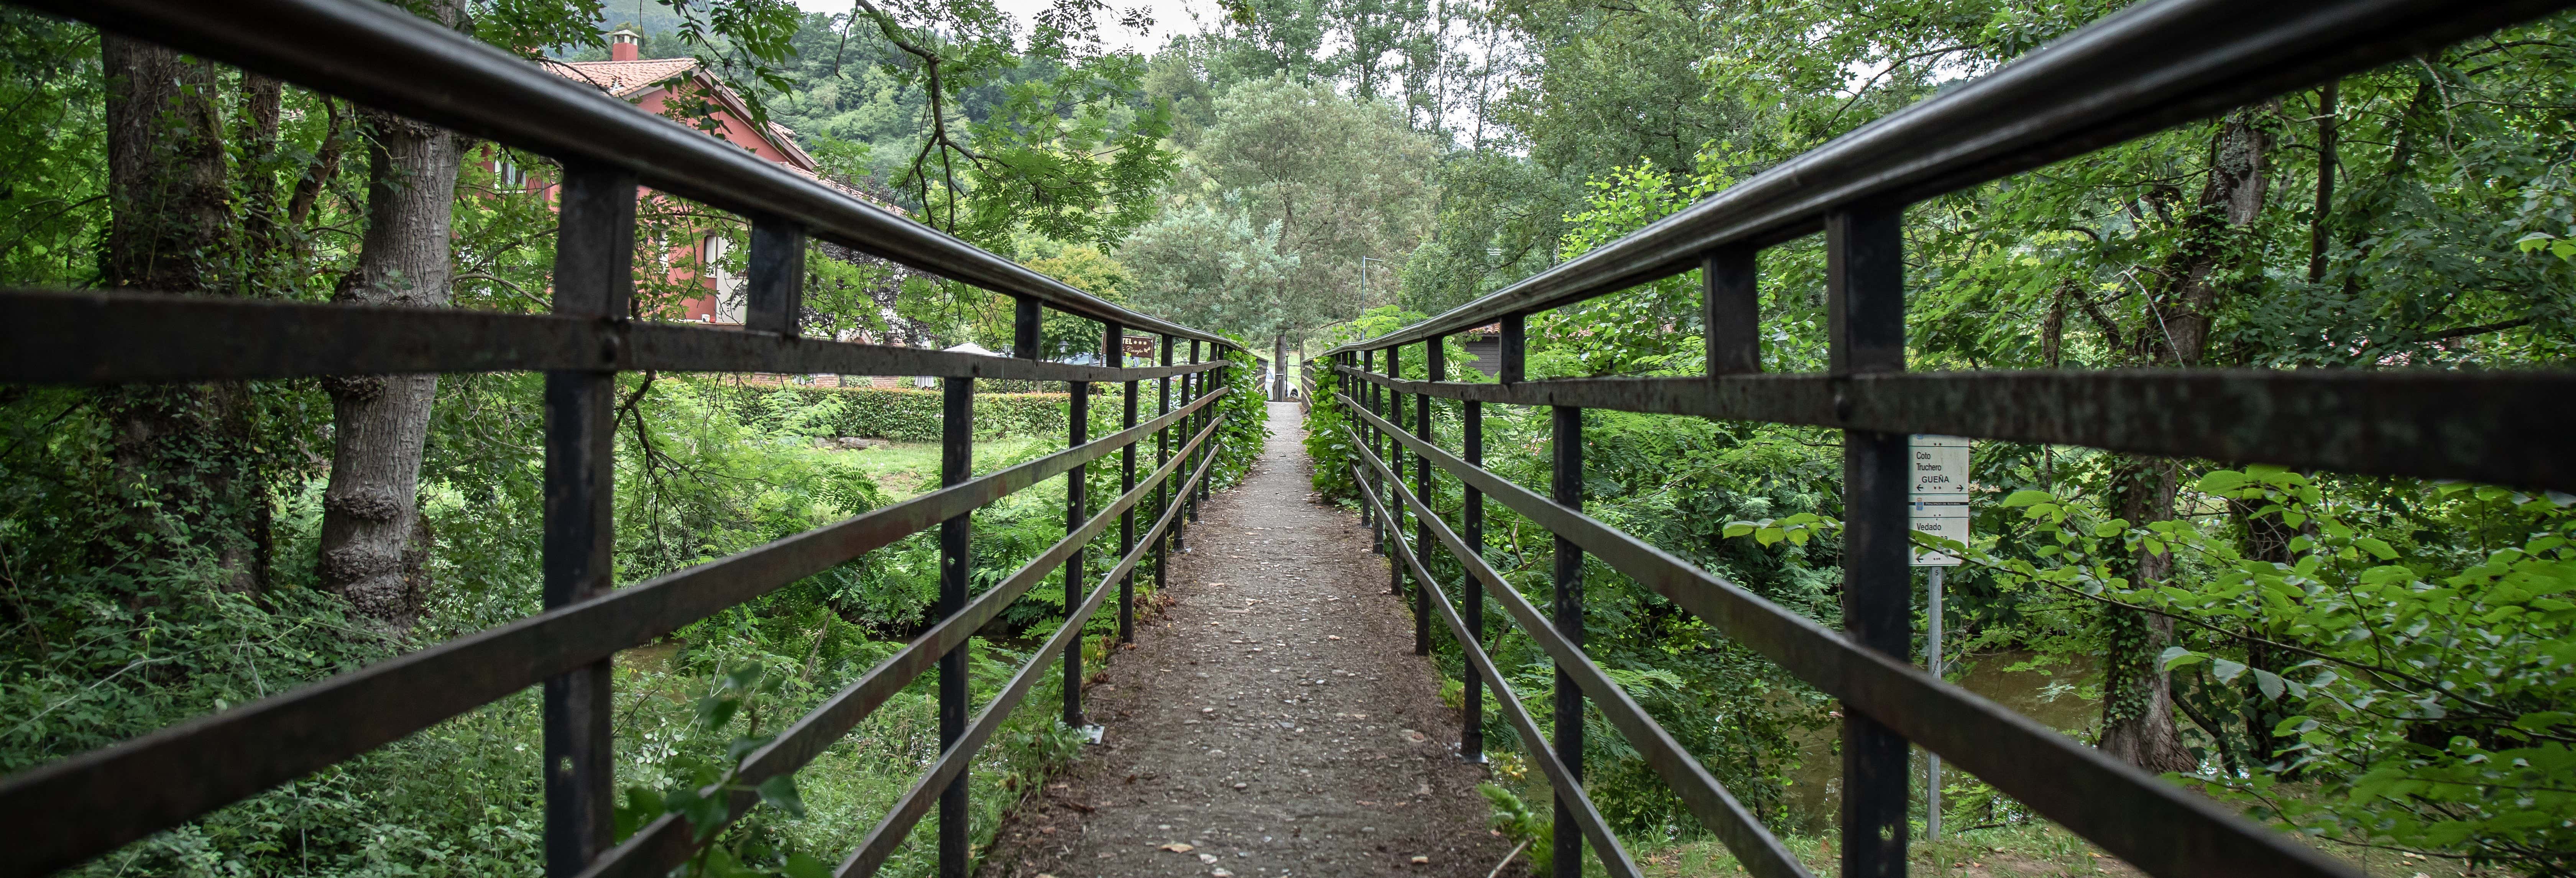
[842,0,1175,245]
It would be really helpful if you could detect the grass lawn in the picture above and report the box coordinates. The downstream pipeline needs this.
[831,436,1056,498]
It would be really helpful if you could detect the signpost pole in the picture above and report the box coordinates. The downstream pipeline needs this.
[1907,434,1968,844]
[1927,563,1944,842]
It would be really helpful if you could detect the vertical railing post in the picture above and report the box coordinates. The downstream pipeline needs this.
[1829,207,1912,878]
[744,215,805,337]
[1014,295,1042,358]
[1704,245,1759,375]
[1549,403,1585,878]
[1061,333,1090,729]
[1155,335,1174,589]
[1198,348,1217,512]
[937,377,974,878]
[1113,323,1137,643]
[1180,337,1200,530]
[1188,340,1204,524]
[1413,339,1437,656]
[1195,337,1216,510]
[1180,343,1196,546]
[1360,348,1377,543]
[1499,313,1525,384]
[542,162,632,878]
[1461,386,1485,762]
[1386,344,1405,597]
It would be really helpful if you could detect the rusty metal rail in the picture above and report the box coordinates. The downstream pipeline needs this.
[1307,0,2576,877]
[0,0,1250,875]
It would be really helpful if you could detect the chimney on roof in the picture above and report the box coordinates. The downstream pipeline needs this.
[608,26,641,61]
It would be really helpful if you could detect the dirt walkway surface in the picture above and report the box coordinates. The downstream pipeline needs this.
[981,401,1518,878]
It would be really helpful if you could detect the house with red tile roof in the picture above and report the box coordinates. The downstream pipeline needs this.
[518,27,904,327]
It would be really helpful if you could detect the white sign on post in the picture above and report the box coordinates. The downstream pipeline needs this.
[1909,435,1970,567]
[1907,435,1970,839]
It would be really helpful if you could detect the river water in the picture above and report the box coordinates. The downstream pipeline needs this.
[1778,649,2099,831]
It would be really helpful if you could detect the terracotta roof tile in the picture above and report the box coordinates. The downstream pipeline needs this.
[534,56,910,220]
[541,58,699,98]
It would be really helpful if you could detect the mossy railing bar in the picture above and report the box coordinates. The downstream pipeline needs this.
[0,2,1244,877]
[1312,0,2576,877]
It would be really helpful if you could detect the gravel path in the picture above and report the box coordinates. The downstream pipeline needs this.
[979,400,1519,878]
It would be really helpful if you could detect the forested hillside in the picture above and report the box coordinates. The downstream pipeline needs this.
[0,0,2569,875]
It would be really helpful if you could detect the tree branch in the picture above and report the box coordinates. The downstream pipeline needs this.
[1827,45,1970,129]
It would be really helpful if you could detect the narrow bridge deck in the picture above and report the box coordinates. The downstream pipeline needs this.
[984,402,1516,878]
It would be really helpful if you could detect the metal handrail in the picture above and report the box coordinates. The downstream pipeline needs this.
[593,412,1229,878]
[1339,388,2355,878]
[1346,413,1806,878]
[1321,0,2572,355]
[1335,369,2576,509]
[1294,5,2576,871]
[0,2,1255,874]
[0,384,1230,877]
[0,289,1230,385]
[1344,458,1644,878]
[833,428,1224,878]
[16,0,1234,349]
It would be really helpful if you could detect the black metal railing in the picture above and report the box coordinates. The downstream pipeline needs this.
[1312,0,2576,877]
[0,1,1248,876]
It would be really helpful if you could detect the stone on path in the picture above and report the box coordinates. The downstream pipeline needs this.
[980,401,1518,878]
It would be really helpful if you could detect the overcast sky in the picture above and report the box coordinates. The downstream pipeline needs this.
[786,0,1214,54]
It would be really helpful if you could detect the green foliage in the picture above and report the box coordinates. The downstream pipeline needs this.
[1206,346,1273,492]
[1990,471,2575,873]
[826,0,1177,247]
[1442,4,2576,864]
[13,0,2576,870]
[1122,77,1437,344]
[1532,160,1728,376]
[1720,468,2576,874]
[1120,202,1301,336]
[0,11,103,287]
[1479,782,1554,874]
[1300,366,1357,501]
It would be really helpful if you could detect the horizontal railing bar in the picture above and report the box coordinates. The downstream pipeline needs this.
[588,414,1226,878]
[1323,0,2575,354]
[839,443,1224,878]
[15,0,1234,349]
[1339,400,2358,878]
[1334,366,2576,494]
[1344,418,1808,878]
[1349,465,1643,878]
[0,388,1225,878]
[0,290,1225,385]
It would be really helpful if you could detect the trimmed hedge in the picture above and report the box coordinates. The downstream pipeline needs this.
[712,382,1118,441]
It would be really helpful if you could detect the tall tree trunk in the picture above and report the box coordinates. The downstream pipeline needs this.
[236,72,286,289]
[2157,108,2273,366]
[2306,83,2337,284]
[2095,459,2198,774]
[2095,108,2276,774]
[1273,332,1287,400]
[318,102,461,634]
[98,36,270,592]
